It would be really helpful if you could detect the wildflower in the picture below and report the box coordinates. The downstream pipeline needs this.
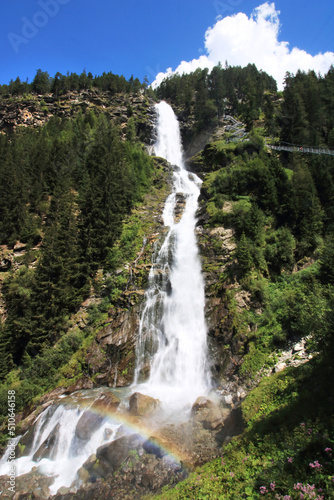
[325,447,332,455]
[230,472,235,478]
[309,460,322,469]
[307,428,313,435]
[270,481,276,491]
[287,457,293,463]
[300,422,305,427]
[260,486,268,494]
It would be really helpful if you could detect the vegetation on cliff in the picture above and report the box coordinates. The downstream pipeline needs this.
[0,63,334,498]
[151,65,334,498]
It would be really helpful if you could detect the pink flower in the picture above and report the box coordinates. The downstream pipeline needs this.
[270,481,276,491]
[325,447,332,455]
[230,472,235,478]
[260,486,268,494]
[287,457,293,463]
[309,460,322,469]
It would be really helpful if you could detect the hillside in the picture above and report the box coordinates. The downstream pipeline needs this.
[0,65,333,499]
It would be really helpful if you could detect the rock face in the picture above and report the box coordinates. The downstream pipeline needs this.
[129,392,160,417]
[0,91,155,143]
[32,423,60,462]
[85,305,140,387]
[75,392,120,441]
[191,396,224,430]
[196,220,243,383]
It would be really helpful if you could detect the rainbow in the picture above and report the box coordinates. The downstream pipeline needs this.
[63,398,191,465]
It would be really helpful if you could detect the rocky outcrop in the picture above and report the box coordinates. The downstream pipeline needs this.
[0,91,155,143]
[129,392,160,417]
[85,304,140,387]
[0,470,54,499]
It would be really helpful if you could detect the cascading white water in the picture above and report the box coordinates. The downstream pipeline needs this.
[0,101,211,495]
[0,397,120,495]
[133,101,210,411]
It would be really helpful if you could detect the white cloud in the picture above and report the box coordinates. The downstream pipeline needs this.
[151,2,334,90]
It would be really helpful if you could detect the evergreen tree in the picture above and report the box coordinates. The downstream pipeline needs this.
[236,232,253,273]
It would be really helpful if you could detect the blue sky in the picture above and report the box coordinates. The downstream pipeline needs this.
[1,0,334,88]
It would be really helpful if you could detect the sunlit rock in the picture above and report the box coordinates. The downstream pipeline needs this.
[129,392,160,416]
[191,396,223,430]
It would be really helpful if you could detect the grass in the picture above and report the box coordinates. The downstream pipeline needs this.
[153,347,334,499]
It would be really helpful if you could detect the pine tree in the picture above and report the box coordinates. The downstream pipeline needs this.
[236,233,253,273]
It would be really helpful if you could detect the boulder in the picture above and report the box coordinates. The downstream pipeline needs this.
[75,411,104,441]
[191,397,223,430]
[75,391,120,441]
[129,392,160,417]
[92,391,120,413]
[97,433,144,470]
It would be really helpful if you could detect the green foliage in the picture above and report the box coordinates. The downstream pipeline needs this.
[281,69,334,147]
[155,347,334,500]
[0,107,154,376]
[0,68,147,97]
[157,63,277,132]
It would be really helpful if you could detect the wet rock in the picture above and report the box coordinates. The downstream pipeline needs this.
[174,193,187,222]
[32,423,60,461]
[75,391,120,441]
[129,392,160,417]
[97,433,144,470]
[215,406,245,447]
[93,391,120,412]
[75,411,105,442]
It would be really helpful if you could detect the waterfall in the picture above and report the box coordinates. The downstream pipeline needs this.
[133,101,210,411]
[0,396,120,494]
[0,102,211,495]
